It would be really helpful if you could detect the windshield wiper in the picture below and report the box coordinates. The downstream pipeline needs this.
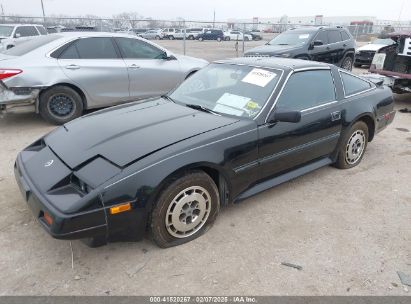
[277,43,289,45]
[161,95,176,103]
[185,104,220,115]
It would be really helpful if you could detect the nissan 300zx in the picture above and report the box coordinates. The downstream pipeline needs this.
[14,57,395,248]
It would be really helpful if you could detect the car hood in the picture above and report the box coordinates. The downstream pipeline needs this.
[45,98,239,169]
[245,44,301,55]
[174,53,208,65]
[357,44,387,52]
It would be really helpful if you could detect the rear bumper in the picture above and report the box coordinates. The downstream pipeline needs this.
[0,85,39,114]
[376,110,396,133]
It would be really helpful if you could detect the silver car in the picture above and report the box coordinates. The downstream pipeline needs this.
[0,32,208,124]
[140,30,164,40]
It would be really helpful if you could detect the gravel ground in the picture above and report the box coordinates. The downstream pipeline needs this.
[0,40,410,295]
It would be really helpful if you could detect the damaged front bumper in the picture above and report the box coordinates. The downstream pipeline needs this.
[0,84,40,115]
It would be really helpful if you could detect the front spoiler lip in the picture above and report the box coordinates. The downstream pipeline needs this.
[14,153,108,240]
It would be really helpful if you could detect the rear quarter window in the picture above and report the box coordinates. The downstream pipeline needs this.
[340,72,372,96]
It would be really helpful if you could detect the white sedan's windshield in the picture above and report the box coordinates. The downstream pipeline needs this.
[170,64,282,118]
[0,25,14,37]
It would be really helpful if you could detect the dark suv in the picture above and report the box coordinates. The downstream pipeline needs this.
[245,26,356,70]
[197,29,224,42]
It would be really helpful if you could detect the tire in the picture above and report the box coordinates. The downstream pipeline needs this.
[155,35,160,40]
[169,35,175,40]
[217,37,222,42]
[150,171,220,248]
[335,121,369,169]
[6,45,14,50]
[225,36,230,41]
[188,35,194,40]
[354,63,362,68]
[341,56,353,71]
[245,37,249,41]
[198,37,203,41]
[39,85,84,125]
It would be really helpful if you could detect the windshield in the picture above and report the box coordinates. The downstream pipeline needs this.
[373,38,395,45]
[4,34,62,56]
[268,31,314,46]
[0,25,14,37]
[170,63,282,119]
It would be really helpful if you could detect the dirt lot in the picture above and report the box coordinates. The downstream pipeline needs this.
[0,40,410,295]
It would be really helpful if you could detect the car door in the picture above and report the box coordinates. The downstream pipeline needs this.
[327,30,344,64]
[258,69,342,179]
[57,37,130,108]
[114,37,183,99]
[309,30,332,63]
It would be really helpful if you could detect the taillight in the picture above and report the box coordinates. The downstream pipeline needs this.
[0,69,22,80]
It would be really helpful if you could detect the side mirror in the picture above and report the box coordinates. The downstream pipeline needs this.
[161,52,176,60]
[313,40,323,46]
[268,109,301,123]
[15,33,21,38]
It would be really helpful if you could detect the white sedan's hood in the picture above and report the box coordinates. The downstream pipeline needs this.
[357,44,387,52]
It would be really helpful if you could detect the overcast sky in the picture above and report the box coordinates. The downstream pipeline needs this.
[1,0,410,21]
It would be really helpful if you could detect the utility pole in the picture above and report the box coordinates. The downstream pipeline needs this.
[1,4,4,22]
[213,10,215,28]
[40,0,46,23]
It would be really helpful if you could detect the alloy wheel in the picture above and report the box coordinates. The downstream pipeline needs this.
[345,130,366,165]
[165,186,211,238]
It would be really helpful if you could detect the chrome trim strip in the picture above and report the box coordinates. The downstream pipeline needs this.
[301,100,338,113]
[293,66,331,72]
[259,132,341,164]
[233,160,259,173]
[104,128,256,189]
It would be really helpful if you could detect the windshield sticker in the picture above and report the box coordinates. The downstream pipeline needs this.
[242,68,277,87]
[216,93,251,109]
[213,104,245,116]
[299,34,310,39]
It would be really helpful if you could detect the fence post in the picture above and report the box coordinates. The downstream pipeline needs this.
[183,20,186,55]
[242,23,246,54]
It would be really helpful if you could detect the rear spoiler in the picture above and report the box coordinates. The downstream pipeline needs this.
[359,74,385,86]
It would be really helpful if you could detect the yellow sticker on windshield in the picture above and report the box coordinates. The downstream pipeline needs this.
[246,101,258,110]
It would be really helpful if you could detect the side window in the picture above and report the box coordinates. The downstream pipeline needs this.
[115,38,165,59]
[15,26,39,37]
[341,31,350,41]
[314,30,328,44]
[340,72,372,96]
[36,26,48,35]
[328,30,342,44]
[276,70,336,111]
[58,42,80,59]
[75,38,118,59]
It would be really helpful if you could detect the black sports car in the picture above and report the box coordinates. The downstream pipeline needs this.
[14,58,395,248]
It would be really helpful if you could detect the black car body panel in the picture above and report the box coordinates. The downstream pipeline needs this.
[245,27,356,68]
[14,57,395,245]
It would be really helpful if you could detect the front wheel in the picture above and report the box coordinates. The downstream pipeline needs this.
[217,37,222,42]
[39,85,84,125]
[198,37,203,41]
[150,171,220,248]
[225,36,230,41]
[335,121,369,169]
[341,56,353,71]
[169,35,175,40]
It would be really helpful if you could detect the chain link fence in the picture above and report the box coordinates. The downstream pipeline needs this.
[1,15,410,59]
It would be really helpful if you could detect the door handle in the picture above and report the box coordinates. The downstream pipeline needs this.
[331,111,341,121]
[343,44,347,47]
[65,64,80,70]
[128,64,140,69]
[66,64,80,70]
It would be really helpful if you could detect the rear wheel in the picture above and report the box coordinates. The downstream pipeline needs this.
[198,37,203,41]
[39,85,84,125]
[335,121,369,169]
[217,37,222,42]
[341,56,353,71]
[225,36,230,41]
[188,35,194,40]
[155,35,161,40]
[169,35,175,40]
[150,171,220,248]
